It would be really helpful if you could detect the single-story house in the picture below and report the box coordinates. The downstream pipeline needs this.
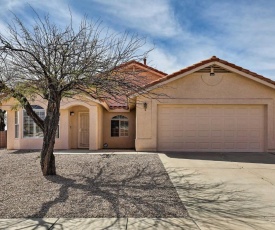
[1,56,275,152]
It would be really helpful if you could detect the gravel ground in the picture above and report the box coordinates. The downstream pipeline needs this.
[0,150,188,218]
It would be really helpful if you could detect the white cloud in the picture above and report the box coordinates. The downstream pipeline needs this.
[145,1,275,78]
[197,1,275,78]
[91,0,183,37]
[1,0,275,79]
[0,0,83,29]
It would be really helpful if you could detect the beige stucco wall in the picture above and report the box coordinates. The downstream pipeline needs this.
[102,109,136,149]
[5,107,70,150]
[2,96,104,150]
[136,71,275,152]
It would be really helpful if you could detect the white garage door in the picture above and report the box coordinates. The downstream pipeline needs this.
[158,105,265,152]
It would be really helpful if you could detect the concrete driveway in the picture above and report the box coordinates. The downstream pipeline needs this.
[159,152,275,230]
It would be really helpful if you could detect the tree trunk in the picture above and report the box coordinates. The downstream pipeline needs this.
[40,92,61,176]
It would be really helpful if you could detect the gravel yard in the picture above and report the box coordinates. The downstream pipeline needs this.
[0,150,187,218]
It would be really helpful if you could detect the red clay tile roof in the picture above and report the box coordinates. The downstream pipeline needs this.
[144,56,275,89]
[105,60,167,110]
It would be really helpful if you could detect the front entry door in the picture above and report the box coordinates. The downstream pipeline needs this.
[78,112,89,148]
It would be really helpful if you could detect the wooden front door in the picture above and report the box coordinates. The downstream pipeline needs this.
[78,112,89,148]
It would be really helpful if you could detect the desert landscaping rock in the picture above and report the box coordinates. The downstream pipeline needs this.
[0,150,188,218]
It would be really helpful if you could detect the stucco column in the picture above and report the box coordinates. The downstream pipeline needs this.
[6,109,14,150]
[89,106,98,150]
[58,110,69,149]
[135,98,157,151]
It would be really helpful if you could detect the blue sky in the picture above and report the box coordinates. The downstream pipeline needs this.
[1,0,275,78]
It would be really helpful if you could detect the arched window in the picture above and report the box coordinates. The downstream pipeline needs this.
[111,115,128,137]
[23,105,45,138]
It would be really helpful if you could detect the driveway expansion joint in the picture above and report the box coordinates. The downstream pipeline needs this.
[48,218,59,230]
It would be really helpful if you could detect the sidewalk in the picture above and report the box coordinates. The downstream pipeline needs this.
[54,149,156,155]
[0,218,198,229]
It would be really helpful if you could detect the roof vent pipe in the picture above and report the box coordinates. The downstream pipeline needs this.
[143,58,147,65]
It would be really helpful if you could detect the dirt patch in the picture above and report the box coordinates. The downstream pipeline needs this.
[0,151,187,218]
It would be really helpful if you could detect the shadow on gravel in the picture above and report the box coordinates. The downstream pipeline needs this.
[5,149,40,154]
[1,153,275,229]
[24,154,187,219]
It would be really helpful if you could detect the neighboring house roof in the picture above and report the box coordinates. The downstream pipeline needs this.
[105,60,167,110]
[117,60,167,77]
[144,56,275,90]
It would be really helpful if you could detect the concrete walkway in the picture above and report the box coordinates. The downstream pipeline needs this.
[0,218,198,229]
[1,151,275,229]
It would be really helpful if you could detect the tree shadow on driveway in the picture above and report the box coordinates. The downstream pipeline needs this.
[163,165,275,229]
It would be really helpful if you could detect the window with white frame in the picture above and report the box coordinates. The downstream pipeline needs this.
[111,115,129,137]
[23,105,45,138]
[15,111,19,138]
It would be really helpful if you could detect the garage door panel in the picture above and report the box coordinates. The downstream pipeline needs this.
[186,130,197,137]
[186,107,198,116]
[249,142,261,149]
[198,130,210,137]
[198,142,210,149]
[237,130,249,139]
[224,108,235,116]
[224,118,236,129]
[237,108,250,116]
[173,130,183,137]
[211,130,223,138]
[224,142,235,149]
[250,130,261,138]
[211,142,223,149]
[237,119,249,129]
[250,119,262,128]
[211,108,224,116]
[250,107,263,116]
[236,142,248,149]
[197,107,211,116]
[186,142,197,149]
[186,118,198,126]
[158,105,265,152]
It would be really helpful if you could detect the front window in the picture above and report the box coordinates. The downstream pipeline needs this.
[23,105,45,138]
[111,115,129,137]
[15,111,19,138]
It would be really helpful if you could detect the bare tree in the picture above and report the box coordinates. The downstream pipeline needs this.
[0,11,151,176]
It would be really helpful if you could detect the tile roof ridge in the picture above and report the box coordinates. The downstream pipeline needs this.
[138,55,275,91]
[117,60,167,76]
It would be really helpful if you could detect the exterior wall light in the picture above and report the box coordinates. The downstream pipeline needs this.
[70,111,75,116]
[210,66,215,76]
[143,102,148,111]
